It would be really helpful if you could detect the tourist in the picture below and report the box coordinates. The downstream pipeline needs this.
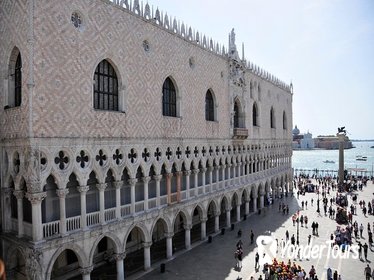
[286,230,289,241]
[250,230,255,244]
[304,215,308,228]
[255,252,259,269]
[309,265,316,279]
[360,223,364,238]
[333,270,338,280]
[364,264,371,280]
[327,267,332,280]
[363,242,369,260]
[358,242,362,259]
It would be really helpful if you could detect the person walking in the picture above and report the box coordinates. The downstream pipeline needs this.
[363,242,369,260]
[364,264,371,280]
[286,230,289,242]
[327,267,332,280]
[333,270,338,280]
[250,230,255,244]
[360,223,364,238]
[255,252,259,269]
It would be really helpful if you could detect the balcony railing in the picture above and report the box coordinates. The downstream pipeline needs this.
[66,216,81,232]
[43,220,60,238]
[233,128,248,139]
[87,211,100,227]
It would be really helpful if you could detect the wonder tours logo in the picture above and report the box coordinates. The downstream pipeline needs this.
[257,234,359,265]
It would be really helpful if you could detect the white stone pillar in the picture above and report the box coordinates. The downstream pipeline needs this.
[2,188,12,232]
[193,169,199,196]
[226,209,231,228]
[184,224,192,250]
[166,233,173,259]
[245,199,250,215]
[14,190,24,237]
[80,266,93,280]
[114,253,126,280]
[114,182,122,219]
[77,185,89,230]
[227,164,232,186]
[214,214,220,233]
[128,178,137,214]
[221,165,226,188]
[236,204,241,222]
[97,183,107,225]
[26,192,46,242]
[233,163,237,185]
[142,177,150,211]
[259,194,264,209]
[56,189,69,236]
[184,170,191,199]
[143,242,152,270]
[215,167,219,189]
[253,195,258,212]
[201,168,207,194]
[208,167,213,192]
[154,175,162,207]
[200,218,207,240]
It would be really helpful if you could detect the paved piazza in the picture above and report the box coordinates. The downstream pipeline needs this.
[135,180,374,280]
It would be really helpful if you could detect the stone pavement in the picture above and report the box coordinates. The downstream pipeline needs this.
[132,180,374,280]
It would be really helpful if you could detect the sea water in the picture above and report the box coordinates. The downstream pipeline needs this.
[292,141,374,177]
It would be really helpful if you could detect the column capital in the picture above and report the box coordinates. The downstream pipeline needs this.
[165,232,174,238]
[232,163,238,167]
[252,194,258,199]
[175,171,183,177]
[80,266,94,275]
[25,192,47,204]
[153,175,162,181]
[56,188,69,198]
[221,165,226,169]
[143,241,152,248]
[128,178,138,185]
[207,166,214,172]
[77,185,89,193]
[183,170,192,176]
[142,176,151,184]
[192,169,199,175]
[200,217,208,223]
[183,224,192,230]
[114,181,123,189]
[165,173,173,179]
[215,211,221,217]
[13,190,24,200]
[96,183,107,191]
[227,164,232,168]
[114,252,126,261]
[201,168,207,173]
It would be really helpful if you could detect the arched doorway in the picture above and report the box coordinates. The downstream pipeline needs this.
[206,201,216,235]
[125,227,145,276]
[219,197,228,228]
[7,248,26,279]
[190,206,203,243]
[90,236,118,278]
[173,211,187,252]
[51,249,80,279]
[151,219,168,263]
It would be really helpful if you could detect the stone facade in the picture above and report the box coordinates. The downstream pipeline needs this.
[0,1,293,279]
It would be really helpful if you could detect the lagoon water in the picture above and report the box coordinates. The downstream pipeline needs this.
[292,141,374,176]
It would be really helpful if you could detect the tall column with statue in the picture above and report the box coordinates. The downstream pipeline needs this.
[337,127,347,185]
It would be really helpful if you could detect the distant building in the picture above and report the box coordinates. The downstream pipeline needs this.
[314,135,353,149]
[292,125,315,149]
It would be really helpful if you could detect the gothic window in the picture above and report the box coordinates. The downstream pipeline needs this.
[93,59,118,111]
[234,102,239,128]
[205,89,215,121]
[6,48,22,109]
[283,111,287,130]
[253,102,259,126]
[162,77,177,117]
[270,107,275,128]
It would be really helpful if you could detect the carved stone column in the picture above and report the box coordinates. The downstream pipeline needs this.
[226,208,231,228]
[208,167,213,192]
[165,232,174,259]
[2,188,12,232]
[252,195,258,212]
[128,178,137,214]
[214,212,220,233]
[192,169,199,196]
[236,204,241,223]
[221,165,226,188]
[176,171,182,202]
[215,166,219,189]
[153,175,162,207]
[259,192,265,209]
[80,266,93,280]
[114,181,122,219]
[26,192,47,242]
[114,253,126,280]
[184,224,192,250]
[13,190,24,237]
[232,163,237,185]
[183,170,191,199]
[77,185,89,230]
[227,164,232,186]
[166,173,172,205]
[56,189,69,235]
[142,177,150,211]
[245,199,250,215]
[96,183,107,224]
[200,218,207,240]
[201,168,207,193]
[143,242,152,270]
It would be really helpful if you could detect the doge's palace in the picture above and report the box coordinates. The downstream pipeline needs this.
[0,0,293,279]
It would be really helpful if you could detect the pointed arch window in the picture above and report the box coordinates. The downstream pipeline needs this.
[234,102,240,128]
[270,107,275,128]
[283,111,287,130]
[93,59,118,111]
[205,89,215,121]
[162,77,177,117]
[6,48,22,109]
[253,102,258,126]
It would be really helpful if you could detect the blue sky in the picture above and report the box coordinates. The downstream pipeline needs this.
[150,0,374,139]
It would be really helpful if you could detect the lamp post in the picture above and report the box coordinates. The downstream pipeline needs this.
[296,217,300,246]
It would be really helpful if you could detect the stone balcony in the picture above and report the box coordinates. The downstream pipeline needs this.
[233,128,249,139]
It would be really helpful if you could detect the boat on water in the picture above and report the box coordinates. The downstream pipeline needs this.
[371,146,374,148]
[323,160,335,164]
[356,155,367,161]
